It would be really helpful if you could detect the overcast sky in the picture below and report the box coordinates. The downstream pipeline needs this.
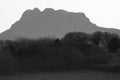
[0,0,120,33]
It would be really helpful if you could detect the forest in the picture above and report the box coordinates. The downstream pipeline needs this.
[0,31,120,75]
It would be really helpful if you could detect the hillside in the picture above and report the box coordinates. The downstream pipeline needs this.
[0,8,119,40]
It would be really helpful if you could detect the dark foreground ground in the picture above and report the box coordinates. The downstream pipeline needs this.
[0,70,120,80]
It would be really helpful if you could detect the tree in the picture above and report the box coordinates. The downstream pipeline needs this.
[62,32,91,46]
[52,38,62,48]
[91,31,103,46]
[107,37,120,53]
[61,32,93,56]
[101,32,119,47]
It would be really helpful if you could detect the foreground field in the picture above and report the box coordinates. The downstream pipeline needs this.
[0,71,120,80]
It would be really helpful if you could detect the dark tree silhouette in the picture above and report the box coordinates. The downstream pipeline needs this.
[62,32,91,47]
[101,32,119,48]
[91,31,103,46]
[52,38,62,48]
[61,32,93,57]
[1,41,17,56]
[107,37,120,53]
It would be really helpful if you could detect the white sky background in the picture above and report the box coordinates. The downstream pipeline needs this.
[0,0,120,33]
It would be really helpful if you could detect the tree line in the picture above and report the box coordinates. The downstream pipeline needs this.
[0,31,120,75]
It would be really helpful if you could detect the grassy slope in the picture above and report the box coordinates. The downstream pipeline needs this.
[0,71,120,80]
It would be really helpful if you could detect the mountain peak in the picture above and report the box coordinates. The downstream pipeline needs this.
[21,8,41,20]
[33,7,41,13]
[42,8,55,14]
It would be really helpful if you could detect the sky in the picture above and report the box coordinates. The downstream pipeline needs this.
[0,0,120,33]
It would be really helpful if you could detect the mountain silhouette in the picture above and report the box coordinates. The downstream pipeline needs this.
[0,8,120,40]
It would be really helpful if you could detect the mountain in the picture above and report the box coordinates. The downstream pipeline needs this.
[0,8,120,40]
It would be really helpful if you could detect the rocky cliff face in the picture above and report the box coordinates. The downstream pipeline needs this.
[0,8,119,40]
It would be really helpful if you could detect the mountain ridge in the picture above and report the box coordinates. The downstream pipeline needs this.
[0,8,120,40]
